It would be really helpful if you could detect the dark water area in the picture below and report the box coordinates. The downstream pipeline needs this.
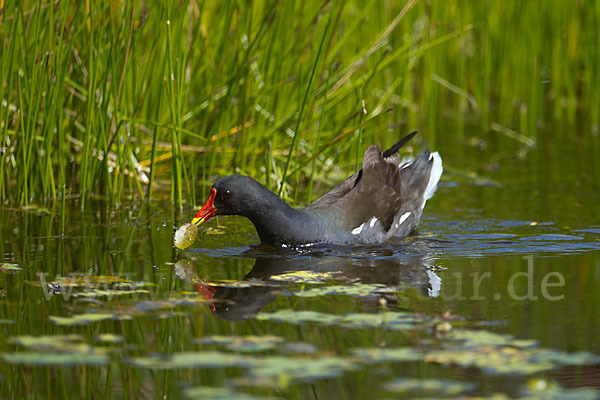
[1,137,600,399]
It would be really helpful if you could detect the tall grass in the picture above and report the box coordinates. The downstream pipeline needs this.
[1,0,598,208]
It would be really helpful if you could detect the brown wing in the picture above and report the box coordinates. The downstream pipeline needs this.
[306,144,404,231]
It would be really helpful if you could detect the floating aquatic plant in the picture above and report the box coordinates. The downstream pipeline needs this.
[0,263,22,273]
[173,223,198,249]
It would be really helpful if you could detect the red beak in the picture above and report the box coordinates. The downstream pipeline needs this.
[195,283,216,312]
[192,188,217,226]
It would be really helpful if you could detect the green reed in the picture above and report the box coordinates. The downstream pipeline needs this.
[0,1,598,208]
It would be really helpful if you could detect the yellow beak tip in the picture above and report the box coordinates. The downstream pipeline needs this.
[191,217,202,226]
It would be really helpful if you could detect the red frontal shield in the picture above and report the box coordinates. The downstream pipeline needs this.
[192,188,217,226]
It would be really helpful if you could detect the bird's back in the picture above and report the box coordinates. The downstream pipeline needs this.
[306,135,442,241]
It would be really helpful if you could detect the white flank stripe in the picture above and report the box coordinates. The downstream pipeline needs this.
[352,223,364,235]
[369,217,377,228]
[398,211,411,226]
[399,155,415,169]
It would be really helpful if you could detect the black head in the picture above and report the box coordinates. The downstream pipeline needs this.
[192,175,280,225]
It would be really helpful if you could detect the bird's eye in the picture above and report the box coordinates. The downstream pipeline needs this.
[223,189,231,199]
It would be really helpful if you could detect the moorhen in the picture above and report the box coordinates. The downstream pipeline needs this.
[192,132,442,247]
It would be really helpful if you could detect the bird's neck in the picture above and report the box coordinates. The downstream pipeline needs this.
[247,199,324,247]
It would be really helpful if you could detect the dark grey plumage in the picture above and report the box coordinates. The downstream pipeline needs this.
[199,133,443,247]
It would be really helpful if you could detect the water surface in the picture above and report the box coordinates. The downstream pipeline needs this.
[1,142,599,399]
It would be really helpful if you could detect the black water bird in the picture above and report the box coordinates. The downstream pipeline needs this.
[192,132,442,247]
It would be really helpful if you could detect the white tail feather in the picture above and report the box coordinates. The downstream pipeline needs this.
[423,152,443,205]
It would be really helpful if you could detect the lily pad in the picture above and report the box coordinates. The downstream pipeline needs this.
[257,310,342,325]
[73,288,150,298]
[184,386,269,400]
[282,342,318,355]
[4,334,110,366]
[8,334,84,350]
[127,351,251,370]
[421,329,600,375]
[20,204,50,215]
[451,329,538,348]
[198,335,285,353]
[293,283,387,297]
[128,350,355,387]
[350,328,600,377]
[35,275,155,299]
[341,312,426,330]
[352,347,423,363]
[268,270,345,284]
[384,378,474,395]
[49,312,128,326]
[129,300,176,312]
[95,333,124,344]
[249,356,356,385]
[425,347,554,375]
[2,351,108,366]
[257,309,427,331]
[0,263,22,273]
[45,275,143,288]
[531,349,600,366]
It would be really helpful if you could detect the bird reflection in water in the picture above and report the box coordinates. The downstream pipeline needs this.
[173,252,442,321]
